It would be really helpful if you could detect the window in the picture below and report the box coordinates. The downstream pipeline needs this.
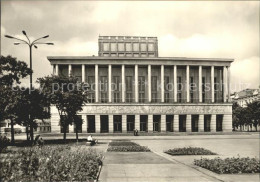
[140,43,147,51]
[214,77,217,102]
[177,76,182,103]
[101,76,108,103]
[126,53,132,57]
[118,43,124,51]
[139,76,145,103]
[126,43,132,51]
[190,77,194,103]
[141,53,147,57]
[126,76,133,103]
[113,76,120,103]
[111,53,117,57]
[88,76,95,103]
[103,43,109,51]
[164,76,170,103]
[202,77,206,103]
[133,43,139,51]
[151,76,157,102]
[148,43,154,51]
[133,53,139,57]
[111,43,117,51]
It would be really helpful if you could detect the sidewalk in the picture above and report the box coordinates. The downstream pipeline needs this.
[99,151,220,182]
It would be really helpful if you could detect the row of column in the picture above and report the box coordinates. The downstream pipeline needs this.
[66,114,232,133]
[53,64,231,102]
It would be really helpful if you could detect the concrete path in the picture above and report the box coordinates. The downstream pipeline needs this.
[99,151,220,182]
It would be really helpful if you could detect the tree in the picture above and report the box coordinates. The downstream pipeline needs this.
[247,101,260,131]
[37,75,87,141]
[15,88,50,143]
[0,55,32,144]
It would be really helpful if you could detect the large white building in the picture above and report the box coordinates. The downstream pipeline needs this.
[48,36,233,134]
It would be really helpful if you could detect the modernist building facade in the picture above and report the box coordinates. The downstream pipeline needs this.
[48,36,233,133]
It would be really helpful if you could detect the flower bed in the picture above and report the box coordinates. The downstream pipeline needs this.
[0,145,103,181]
[194,157,260,174]
[107,140,150,152]
[165,147,216,155]
[109,141,139,146]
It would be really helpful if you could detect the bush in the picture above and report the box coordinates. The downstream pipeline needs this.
[0,136,10,153]
[165,147,216,155]
[107,145,150,152]
[194,157,260,174]
[0,145,103,181]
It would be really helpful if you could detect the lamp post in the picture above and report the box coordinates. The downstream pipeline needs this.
[5,31,54,91]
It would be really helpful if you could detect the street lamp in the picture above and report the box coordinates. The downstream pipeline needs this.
[5,31,54,91]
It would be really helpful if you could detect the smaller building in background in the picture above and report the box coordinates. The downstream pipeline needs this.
[231,88,260,107]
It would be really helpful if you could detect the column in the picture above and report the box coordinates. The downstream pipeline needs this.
[186,65,190,102]
[227,66,231,102]
[211,66,214,103]
[223,66,227,103]
[210,114,216,132]
[82,114,87,132]
[198,114,204,132]
[122,65,125,102]
[161,115,166,132]
[173,114,179,132]
[148,115,153,132]
[95,65,99,103]
[223,114,232,132]
[122,115,127,133]
[174,65,177,102]
[95,115,100,133]
[68,64,72,77]
[199,66,202,102]
[135,115,140,131]
[148,65,152,102]
[109,115,113,133]
[135,65,139,102]
[82,64,85,82]
[186,115,191,132]
[161,65,165,102]
[50,106,60,133]
[108,65,112,103]
[55,64,59,76]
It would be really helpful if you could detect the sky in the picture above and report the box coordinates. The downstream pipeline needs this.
[1,1,259,93]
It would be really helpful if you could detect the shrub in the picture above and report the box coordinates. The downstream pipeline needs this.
[165,147,216,155]
[0,136,10,153]
[107,145,150,152]
[194,157,260,174]
[0,145,103,181]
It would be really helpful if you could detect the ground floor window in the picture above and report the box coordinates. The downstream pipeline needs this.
[100,115,109,133]
[74,115,82,133]
[179,115,186,132]
[216,115,223,131]
[153,115,161,132]
[60,116,69,133]
[127,115,135,132]
[204,115,211,132]
[166,115,173,132]
[140,115,148,132]
[192,115,199,132]
[114,115,122,133]
[87,115,95,133]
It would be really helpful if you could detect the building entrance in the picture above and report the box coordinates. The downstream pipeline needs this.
[114,115,122,132]
[153,115,161,132]
[87,115,95,133]
[127,115,135,132]
[179,115,186,132]
[140,115,148,132]
[101,115,109,133]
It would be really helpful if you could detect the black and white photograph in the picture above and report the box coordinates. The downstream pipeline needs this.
[0,1,259,182]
